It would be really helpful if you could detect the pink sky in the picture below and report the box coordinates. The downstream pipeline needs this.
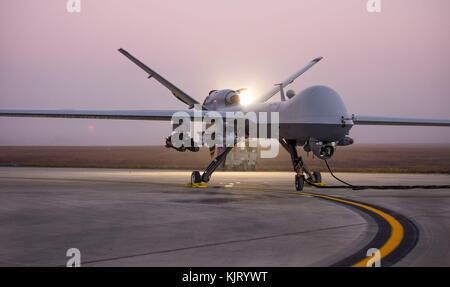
[1,0,449,145]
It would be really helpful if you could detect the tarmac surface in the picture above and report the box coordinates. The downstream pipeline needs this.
[0,167,449,267]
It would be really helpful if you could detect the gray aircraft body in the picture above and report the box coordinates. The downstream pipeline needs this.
[1,49,449,190]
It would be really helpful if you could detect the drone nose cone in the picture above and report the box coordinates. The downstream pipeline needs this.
[281,85,350,123]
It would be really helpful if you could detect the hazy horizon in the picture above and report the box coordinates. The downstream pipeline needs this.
[1,0,450,145]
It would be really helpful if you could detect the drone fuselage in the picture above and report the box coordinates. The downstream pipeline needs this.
[205,85,353,146]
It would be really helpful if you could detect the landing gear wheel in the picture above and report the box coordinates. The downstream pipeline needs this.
[313,171,322,183]
[191,171,202,184]
[295,175,305,192]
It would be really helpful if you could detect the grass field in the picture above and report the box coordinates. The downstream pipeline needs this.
[0,144,449,173]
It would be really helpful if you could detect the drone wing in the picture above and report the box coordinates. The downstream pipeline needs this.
[0,109,209,121]
[352,115,450,126]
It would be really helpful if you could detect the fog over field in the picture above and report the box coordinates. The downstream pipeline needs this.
[1,144,449,173]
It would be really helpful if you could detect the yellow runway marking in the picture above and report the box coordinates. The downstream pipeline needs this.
[187,182,208,188]
[303,192,404,267]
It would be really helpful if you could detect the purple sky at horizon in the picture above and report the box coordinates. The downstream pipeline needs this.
[1,0,449,145]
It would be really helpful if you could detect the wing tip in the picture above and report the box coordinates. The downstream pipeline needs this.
[313,56,323,62]
[118,48,128,55]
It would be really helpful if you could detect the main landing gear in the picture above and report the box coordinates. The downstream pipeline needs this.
[279,139,323,192]
[191,146,233,186]
[189,139,322,191]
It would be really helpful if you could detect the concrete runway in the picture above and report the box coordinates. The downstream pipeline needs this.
[0,167,449,267]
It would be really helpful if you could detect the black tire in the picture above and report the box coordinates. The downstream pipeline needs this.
[313,171,322,183]
[295,175,305,191]
[191,171,202,184]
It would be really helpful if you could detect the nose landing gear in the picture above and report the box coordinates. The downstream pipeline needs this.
[280,139,323,192]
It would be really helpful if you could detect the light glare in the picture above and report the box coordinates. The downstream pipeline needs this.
[239,90,254,106]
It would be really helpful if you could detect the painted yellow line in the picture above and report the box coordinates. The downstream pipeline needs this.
[186,182,208,188]
[303,193,404,267]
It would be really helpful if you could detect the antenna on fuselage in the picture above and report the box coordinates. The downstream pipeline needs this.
[274,83,286,101]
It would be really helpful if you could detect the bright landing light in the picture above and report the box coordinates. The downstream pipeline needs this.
[239,90,254,106]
